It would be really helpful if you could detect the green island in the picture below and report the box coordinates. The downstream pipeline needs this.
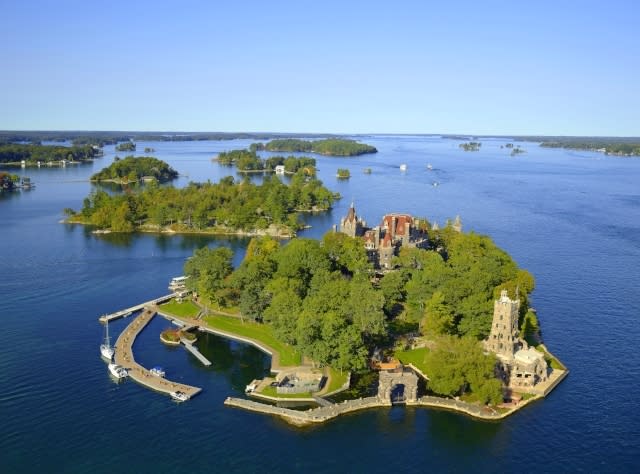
[540,140,640,156]
[215,149,317,174]
[252,138,377,156]
[172,206,565,411]
[459,141,482,151]
[107,203,566,422]
[115,141,136,152]
[0,143,100,165]
[90,156,178,184]
[65,173,336,235]
[336,168,351,179]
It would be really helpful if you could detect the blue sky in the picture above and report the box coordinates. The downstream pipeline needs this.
[1,0,638,135]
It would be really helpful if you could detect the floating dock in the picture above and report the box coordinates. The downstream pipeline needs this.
[113,307,202,400]
[99,294,176,323]
[181,339,212,366]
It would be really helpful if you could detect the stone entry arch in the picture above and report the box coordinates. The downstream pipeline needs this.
[378,369,418,404]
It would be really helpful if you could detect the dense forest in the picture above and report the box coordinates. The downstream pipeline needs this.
[184,225,532,402]
[91,156,178,183]
[0,143,99,164]
[216,149,317,174]
[68,173,336,234]
[252,138,378,156]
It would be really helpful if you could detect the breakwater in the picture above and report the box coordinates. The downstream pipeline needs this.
[113,307,202,399]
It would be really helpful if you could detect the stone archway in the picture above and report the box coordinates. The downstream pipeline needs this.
[378,368,419,404]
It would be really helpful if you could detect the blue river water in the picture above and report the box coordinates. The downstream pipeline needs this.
[1,136,639,473]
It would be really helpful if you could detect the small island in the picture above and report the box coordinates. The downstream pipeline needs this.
[459,141,482,151]
[0,171,33,191]
[115,141,136,152]
[215,149,317,175]
[251,138,377,156]
[144,147,155,153]
[90,156,179,184]
[66,172,337,235]
[336,168,351,179]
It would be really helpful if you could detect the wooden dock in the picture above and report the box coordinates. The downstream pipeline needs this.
[181,339,212,366]
[99,294,176,323]
[113,307,202,400]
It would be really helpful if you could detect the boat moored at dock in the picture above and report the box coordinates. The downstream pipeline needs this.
[108,363,128,379]
[170,390,189,402]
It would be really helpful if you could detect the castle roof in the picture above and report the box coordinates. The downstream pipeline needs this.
[382,213,413,236]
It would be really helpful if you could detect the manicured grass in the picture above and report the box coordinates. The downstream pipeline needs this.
[159,299,200,318]
[203,315,301,367]
[325,367,349,393]
[395,347,430,374]
[258,385,312,399]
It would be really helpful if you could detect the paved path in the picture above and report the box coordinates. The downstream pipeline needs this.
[113,308,202,399]
[99,294,176,323]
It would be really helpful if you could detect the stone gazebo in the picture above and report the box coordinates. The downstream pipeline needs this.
[378,368,419,404]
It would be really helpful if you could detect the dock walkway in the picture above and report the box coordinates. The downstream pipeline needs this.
[99,294,176,323]
[181,339,212,366]
[113,308,202,399]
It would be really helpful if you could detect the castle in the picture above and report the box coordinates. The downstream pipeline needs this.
[339,203,429,269]
[485,290,548,392]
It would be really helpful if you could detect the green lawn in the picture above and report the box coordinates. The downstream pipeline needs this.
[258,385,312,399]
[325,367,349,393]
[159,299,200,318]
[395,347,430,374]
[203,315,301,367]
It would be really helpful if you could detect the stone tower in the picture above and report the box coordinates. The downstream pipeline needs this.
[340,202,364,237]
[487,290,520,359]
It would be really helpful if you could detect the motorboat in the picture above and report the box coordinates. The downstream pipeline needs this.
[427,163,433,170]
[399,164,407,171]
[100,321,115,361]
[150,366,166,377]
[170,390,189,402]
[108,363,128,379]
[245,380,259,393]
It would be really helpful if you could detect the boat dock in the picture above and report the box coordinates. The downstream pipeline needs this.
[113,307,202,400]
[99,294,176,323]
[181,338,212,366]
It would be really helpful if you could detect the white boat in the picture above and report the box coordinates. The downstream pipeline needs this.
[427,163,433,170]
[170,390,189,402]
[150,366,166,377]
[400,164,407,171]
[100,321,115,361]
[108,363,128,379]
[245,380,259,393]
[169,275,188,291]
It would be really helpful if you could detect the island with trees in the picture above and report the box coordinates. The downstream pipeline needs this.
[90,156,178,184]
[66,173,337,236]
[459,141,482,151]
[0,143,100,166]
[336,168,351,179]
[115,141,136,152]
[215,149,317,175]
[251,138,378,156]
[539,140,640,156]
[171,210,565,419]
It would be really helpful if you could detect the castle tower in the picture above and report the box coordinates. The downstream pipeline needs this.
[340,202,363,237]
[487,290,520,359]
